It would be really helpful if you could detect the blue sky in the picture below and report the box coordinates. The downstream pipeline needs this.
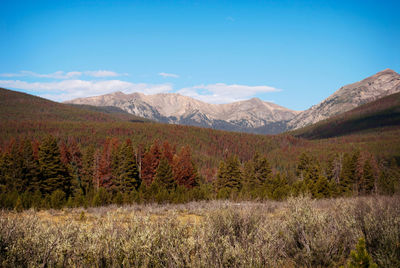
[0,0,399,110]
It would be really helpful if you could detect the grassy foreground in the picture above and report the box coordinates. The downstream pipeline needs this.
[1,196,399,267]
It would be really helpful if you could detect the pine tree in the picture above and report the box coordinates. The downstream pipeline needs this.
[162,141,175,164]
[172,146,197,188]
[141,141,162,185]
[297,152,312,180]
[269,172,290,200]
[5,140,24,192]
[339,152,358,196]
[118,139,141,192]
[361,160,375,194]
[81,145,95,194]
[38,136,71,195]
[216,161,227,191]
[218,155,241,191]
[21,139,41,193]
[154,157,176,191]
[377,158,399,195]
[60,139,83,197]
[94,139,116,189]
[81,145,95,195]
[253,152,272,186]
[347,237,377,268]
[313,175,332,198]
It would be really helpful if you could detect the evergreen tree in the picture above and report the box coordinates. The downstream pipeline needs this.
[216,161,227,191]
[253,152,272,186]
[5,140,24,192]
[153,157,176,191]
[377,158,399,195]
[38,136,71,195]
[347,237,377,268]
[218,155,242,191]
[141,141,162,185]
[296,152,313,180]
[313,175,332,198]
[0,152,7,191]
[81,145,95,195]
[269,172,290,200]
[94,139,116,189]
[60,139,83,197]
[118,139,141,192]
[21,139,41,193]
[360,160,375,194]
[241,159,254,191]
[172,146,197,188]
[339,152,358,196]
[162,141,175,164]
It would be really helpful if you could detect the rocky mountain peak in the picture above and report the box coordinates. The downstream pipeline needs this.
[287,69,400,130]
[66,91,298,134]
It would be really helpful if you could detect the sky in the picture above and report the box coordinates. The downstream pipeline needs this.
[0,0,399,111]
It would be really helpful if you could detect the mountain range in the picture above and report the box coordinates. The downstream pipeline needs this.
[64,68,400,134]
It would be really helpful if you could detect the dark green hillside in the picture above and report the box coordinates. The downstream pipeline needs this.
[291,92,400,139]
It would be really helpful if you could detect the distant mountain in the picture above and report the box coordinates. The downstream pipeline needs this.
[0,88,147,123]
[66,92,299,134]
[64,68,400,134]
[291,92,400,139]
[287,69,400,130]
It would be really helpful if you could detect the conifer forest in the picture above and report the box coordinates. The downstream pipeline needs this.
[1,0,400,265]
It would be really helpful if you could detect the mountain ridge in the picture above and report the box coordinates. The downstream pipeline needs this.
[65,68,400,134]
[287,68,400,130]
[66,91,299,134]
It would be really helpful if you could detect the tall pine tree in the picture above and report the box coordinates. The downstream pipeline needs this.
[172,146,197,188]
[154,157,176,191]
[118,139,141,192]
[141,141,162,185]
[38,136,71,195]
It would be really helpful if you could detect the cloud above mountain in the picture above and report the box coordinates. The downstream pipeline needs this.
[0,79,173,101]
[0,70,280,103]
[177,83,280,104]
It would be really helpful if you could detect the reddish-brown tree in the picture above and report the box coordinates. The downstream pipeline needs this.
[172,146,197,188]
[162,140,175,164]
[141,140,162,185]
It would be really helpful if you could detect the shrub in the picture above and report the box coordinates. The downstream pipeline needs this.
[50,189,66,209]
[346,237,377,268]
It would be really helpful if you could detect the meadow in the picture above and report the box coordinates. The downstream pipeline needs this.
[1,195,399,267]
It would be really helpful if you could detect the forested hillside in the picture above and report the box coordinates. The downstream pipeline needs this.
[292,92,400,139]
[1,88,399,208]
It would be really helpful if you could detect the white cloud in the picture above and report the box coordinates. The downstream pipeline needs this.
[0,70,125,79]
[0,79,172,101]
[0,71,280,103]
[84,70,123,77]
[177,83,280,104]
[159,72,179,78]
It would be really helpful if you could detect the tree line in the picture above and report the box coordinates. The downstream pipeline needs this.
[0,136,399,210]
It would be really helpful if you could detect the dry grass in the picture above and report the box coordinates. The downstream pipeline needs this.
[1,196,399,267]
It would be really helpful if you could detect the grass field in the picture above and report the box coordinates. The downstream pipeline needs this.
[1,196,399,267]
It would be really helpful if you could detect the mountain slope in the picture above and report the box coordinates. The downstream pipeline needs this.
[66,92,299,134]
[0,88,147,123]
[291,92,400,139]
[287,69,400,130]
[2,87,400,181]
